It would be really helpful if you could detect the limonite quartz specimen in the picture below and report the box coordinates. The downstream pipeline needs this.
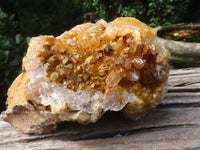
[4,17,169,134]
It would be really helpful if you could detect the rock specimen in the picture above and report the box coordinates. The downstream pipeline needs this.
[4,17,169,134]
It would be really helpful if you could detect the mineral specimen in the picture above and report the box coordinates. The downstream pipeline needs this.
[4,17,169,134]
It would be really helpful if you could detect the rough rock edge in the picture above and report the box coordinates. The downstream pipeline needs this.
[3,71,104,134]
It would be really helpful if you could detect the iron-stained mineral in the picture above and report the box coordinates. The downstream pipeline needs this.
[4,17,169,134]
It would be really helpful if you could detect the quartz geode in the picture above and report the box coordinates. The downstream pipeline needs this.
[4,17,169,134]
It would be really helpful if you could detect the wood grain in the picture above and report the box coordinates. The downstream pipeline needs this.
[1,67,200,150]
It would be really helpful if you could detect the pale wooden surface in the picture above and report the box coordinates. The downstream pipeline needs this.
[1,67,200,150]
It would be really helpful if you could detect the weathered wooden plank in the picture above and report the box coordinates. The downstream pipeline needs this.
[166,67,200,106]
[168,69,200,87]
[169,67,200,75]
[0,67,200,150]
[163,92,200,105]
[1,107,200,149]
[1,107,200,150]
[1,125,200,150]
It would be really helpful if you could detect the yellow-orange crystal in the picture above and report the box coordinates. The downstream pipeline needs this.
[40,18,169,103]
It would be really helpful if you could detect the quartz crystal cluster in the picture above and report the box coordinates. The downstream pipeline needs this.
[4,17,169,134]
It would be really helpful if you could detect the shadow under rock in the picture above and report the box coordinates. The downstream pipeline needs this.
[52,111,127,141]
[47,107,177,141]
